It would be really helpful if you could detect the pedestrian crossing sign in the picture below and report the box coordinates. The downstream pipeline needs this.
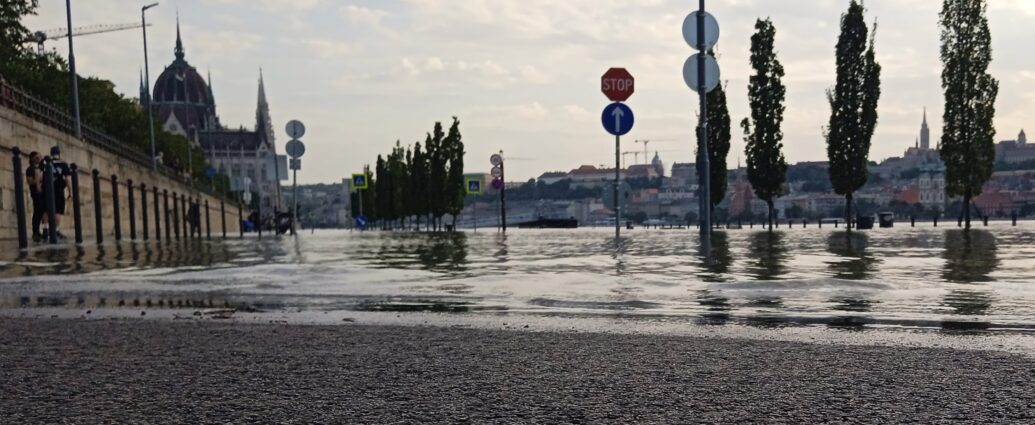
[352,173,368,190]
[466,178,482,194]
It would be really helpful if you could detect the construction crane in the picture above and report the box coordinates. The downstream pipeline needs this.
[26,22,150,54]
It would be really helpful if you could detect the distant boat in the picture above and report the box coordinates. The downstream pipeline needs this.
[516,218,579,229]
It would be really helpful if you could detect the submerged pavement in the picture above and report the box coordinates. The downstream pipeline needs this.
[1,318,1032,423]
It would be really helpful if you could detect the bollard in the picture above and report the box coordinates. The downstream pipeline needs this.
[12,148,29,249]
[43,158,58,243]
[163,189,170,241]
[221,200,226,239]
[834,219,839,228]
[819,219,823,229]
[802,219,806,229]
[1012,212,1017,227]
[141,183,148,240]
[127,179,136,240]
[154,186,161,241]
[172,192,180,240]
[238,203,244,238]
[750,221,754,229]
[111,175,121,241]
[205,199,211,240]
[934,215,938,227]
[257,202,263,239]
[181,195,189,239]
[911,215,915,227]
[983,216,988,226]
[92,169,102,245]
[70,164,83,244]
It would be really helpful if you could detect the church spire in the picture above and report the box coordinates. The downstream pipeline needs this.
[919,107,930,150]
[174,12,185,60]
[257,68,268,107]
[139,68,149,105]
[922,107,927,126]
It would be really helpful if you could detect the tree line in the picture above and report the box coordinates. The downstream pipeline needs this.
[350,118,466,231]
[702,0,997,231]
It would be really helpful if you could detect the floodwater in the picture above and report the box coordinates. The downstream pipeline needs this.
[2,223,1034,334]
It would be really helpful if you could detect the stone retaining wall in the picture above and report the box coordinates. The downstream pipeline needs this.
[0,106,246,242]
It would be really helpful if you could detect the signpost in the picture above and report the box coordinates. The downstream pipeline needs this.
[285,120,306,236]
[490,152,506,233]
[601,67,635,239]
[683,1,720,255]
[352,173,368,228]
[466,177,482,231]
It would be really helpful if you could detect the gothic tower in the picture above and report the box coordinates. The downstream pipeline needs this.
[920,107,930,150]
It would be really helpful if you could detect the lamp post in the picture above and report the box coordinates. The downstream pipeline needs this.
[65,0,81,139]
[142,2,159,170]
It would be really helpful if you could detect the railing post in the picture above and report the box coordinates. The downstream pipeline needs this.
[12,148,28,250]
[153,186,161,241]
[141,183,149,240]
[172,192,180,240]
[70,163,83,244]
[163,189,170,241]
[111,174,121,241]
[205,199,211,240]
[182,195,189,239]
[238,203,244,238]
[127,178,136,240]
[221,200,226,239]
[92,169,102,245]
[43,158,58,244]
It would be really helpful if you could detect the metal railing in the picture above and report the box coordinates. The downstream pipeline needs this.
[0,74,233,202]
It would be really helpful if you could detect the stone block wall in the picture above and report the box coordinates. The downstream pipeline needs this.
[0,106,247,242]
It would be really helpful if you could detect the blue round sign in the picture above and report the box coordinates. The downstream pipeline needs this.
[601,102,634,136]
[356,214,368,229]
[206,166,217,178]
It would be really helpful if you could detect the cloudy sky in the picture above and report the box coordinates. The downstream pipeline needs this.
[24,0,1035,184]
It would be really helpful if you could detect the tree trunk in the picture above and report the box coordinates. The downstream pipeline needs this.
[845,193,853,233]
[964,194,972,229]
[767,201,774,233]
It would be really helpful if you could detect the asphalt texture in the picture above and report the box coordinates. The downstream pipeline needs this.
[1,318,1033,424]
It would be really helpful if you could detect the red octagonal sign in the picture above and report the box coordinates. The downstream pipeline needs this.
[601,68,634,102]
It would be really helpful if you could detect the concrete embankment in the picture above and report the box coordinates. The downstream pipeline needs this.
[0,105,246,242]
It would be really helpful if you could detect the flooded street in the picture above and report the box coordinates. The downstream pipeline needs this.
[2,224,1034,335]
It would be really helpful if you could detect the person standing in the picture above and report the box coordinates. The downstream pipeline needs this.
[25,151,43,242]
[41,146,73,240]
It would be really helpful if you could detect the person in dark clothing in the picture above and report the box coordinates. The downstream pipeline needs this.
[25,151,43,242]
[41,146,73,240]
[188,202,201,237]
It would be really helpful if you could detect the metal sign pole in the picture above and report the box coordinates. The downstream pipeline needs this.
[697,0,712,254]
[291,168,298,235]
[615,134,621,239]
[500,155,507,233]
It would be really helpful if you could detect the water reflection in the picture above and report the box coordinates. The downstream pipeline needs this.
[745,231,789,280]
[942,230,998,283]
[825,232,879,280]
[699,231,733,282]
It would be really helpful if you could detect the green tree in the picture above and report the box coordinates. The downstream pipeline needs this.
[826,0,882,231]
[444,117,465,229]
[940,0,999,229]
[742,18,788,231]
[702,73,731,215]
[410,141,429,230]
[427,123,447,230]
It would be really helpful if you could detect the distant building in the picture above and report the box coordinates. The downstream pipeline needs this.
[995,130,1035,164]
[537,171,568,185]
[871,109,942,180]
[917,160,946,210]
[146,19,283,212]
[568,165,623,189]
[651,151,665,177]
[626,164,659,179]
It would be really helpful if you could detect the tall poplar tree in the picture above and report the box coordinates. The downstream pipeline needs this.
[702,75,731,215]
[428,122,447,230]
[411,141,428,230]
[742,18,787,231]
[826,0,881,231]
[444,117,466,229]
[940,0,998,229]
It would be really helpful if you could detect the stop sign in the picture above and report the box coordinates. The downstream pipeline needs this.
[601,68,634,102]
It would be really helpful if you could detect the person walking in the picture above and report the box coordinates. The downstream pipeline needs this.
[42,146,73,240]
[25,151,43,242]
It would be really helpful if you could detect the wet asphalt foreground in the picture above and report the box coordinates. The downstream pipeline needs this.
[1,319,1032,424]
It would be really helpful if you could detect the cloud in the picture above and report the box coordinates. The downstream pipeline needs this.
[339,5,390,27]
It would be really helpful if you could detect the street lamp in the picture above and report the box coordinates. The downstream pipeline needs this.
[65,0,81,139]
[142,2,159,170]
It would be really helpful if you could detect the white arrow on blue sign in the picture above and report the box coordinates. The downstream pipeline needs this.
[601,102,634,136]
